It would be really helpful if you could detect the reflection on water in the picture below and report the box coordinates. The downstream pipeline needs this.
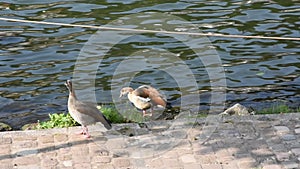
[0,0,299,129]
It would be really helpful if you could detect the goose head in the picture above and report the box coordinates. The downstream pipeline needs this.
[119,87,134,97]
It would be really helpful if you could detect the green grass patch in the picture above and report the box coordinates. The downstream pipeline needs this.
[26,105,141,130]
[36,113,79,129]
[258,104,300,115]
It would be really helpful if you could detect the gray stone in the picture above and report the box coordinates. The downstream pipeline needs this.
[281,162,299,169]
[295,128,300,134]
[281,134,296,141]
[274,126,290,134]
[291,148,300,156]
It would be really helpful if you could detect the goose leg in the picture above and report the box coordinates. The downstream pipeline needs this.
[142,110,147,117]
[142,109,153,117]
[149,107,153,116]
[83,126,91,138]
[77,126,85,135]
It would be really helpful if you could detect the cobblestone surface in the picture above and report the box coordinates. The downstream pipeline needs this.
[0,113,299,169]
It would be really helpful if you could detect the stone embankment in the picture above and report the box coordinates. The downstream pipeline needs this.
[0,113,299,169]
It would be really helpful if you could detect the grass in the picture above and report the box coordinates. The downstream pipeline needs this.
[257,103,300,115]
[99,105,125,123]
[36,113,79,129]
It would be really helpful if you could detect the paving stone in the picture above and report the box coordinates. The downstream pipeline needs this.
[112,158,131,168]
[201,164,222,169]
[0,144,11,155]
[72,154,91,164]
[161,150,178,158]
[92,164,115,169]
[270,144,286,152]
[175,148,193,155]
[291,148,300,156]
[281,134,296,141]
[13,135,37,141]
[58,153,72,161]
[93,156,112,163]
[275,152,290,161]
[16,164,40,169]
[12,140,38,150]
[13,155,40,166]
[41,156,58,167]
[217,156,235,165]
[0,159,14,169]
[237,157,256,169]
[251,148,274,156]
[274,126,290,134]
[145,158,164,168]
[54,133,68,142]
[38,135,54,144]
[295,128,300,134]
[262,164,282,169]
[180,154,197,163]
[194,146,214,155]
[111,149,129,157]
[71,146,89,155]
[62,160,73,167]
[282,161,299,169]
[106,137,127,149]
[222,161,239,169]
[0,137,12,144]
[74,162,92,169]
[196,154,217,164]
[183,163,202,169]
[215,149,231,158]
[226,147,239,156]
[162,158,183,168]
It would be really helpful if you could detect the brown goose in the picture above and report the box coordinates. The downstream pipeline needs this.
[65,80,111,138]
[120,85,169,116]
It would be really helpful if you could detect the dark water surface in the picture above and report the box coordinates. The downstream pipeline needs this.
[0,0,299,129]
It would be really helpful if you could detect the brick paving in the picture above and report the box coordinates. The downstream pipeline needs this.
[0,113,299,169]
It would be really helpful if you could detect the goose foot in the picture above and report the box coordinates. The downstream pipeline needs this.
[82,126,91,138]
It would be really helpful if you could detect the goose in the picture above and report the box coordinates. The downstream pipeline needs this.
[120,85,169,116]
[65,80,111,138]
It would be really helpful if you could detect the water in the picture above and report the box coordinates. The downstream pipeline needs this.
[0,0,299,129]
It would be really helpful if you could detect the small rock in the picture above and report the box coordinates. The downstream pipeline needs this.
[0,122,12,131]
[220,103,254,116]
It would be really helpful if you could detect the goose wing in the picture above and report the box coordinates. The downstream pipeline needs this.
[74,100,112,129]
[136,85,167,107]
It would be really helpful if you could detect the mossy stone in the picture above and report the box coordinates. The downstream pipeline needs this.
[0,122,12,131]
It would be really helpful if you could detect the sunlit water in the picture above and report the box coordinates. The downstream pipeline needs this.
[0,0,299,129]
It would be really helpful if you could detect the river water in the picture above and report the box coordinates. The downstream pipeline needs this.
[0,0,299,129]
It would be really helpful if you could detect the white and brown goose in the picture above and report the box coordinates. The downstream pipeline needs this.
[120,85,170,116]
[65,80,111,138]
